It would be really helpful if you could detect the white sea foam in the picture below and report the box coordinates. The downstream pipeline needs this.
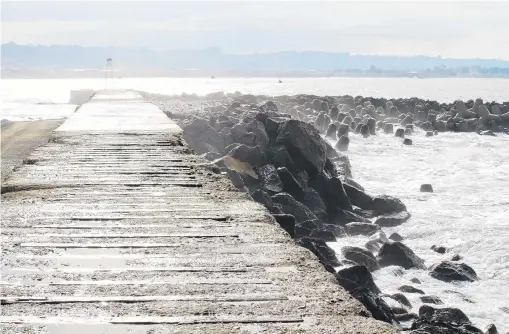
[328,130,509,332]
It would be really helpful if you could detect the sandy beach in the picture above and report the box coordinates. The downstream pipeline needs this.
[1,119,64,182]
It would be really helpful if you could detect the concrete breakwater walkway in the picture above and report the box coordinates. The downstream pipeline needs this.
[0,91,394,333]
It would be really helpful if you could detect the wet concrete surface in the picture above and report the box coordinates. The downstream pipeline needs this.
[1,91,396,333]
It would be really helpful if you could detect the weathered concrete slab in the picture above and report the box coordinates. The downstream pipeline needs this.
[1,91,396,333]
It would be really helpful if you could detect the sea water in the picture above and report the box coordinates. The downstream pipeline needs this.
[328,131,509,332]
[1,77,508,330]
[2,77,509,121]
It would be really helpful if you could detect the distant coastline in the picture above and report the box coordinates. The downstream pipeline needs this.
[3,69,509,79]
[3,43,509,79]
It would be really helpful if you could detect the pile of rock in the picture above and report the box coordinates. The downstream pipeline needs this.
[179,97,403,323]
[280,95,509,139]
[172,94,493,331]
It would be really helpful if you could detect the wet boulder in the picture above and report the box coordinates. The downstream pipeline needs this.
[295,220,321,238]
[272,214,295,237]
[266,145,295,170]
[343,183,374,209]
[431,245,447,254]
[277,167,305,200]
[335,265,397,324]
[389,232,404,242]
[344,222,381,236]
[271,192,318,224]
[403,138,413,145]
[367,118,377,135]
[335,135,350,151]
[484,324,499,334]
[429,261,478,282]
[375,210,411,227]
[389,293,412,308]
[297,237,340,267]
[420,184,434,192]
[341,246,380,272]
[337,123,350,137]
[371,195,407,215]
[398,285,425,294]
[395,128,405,138]
[301,188,328,223]
[326,123,337,140]
[360,124,370,138]
[251,189,274,211]
[275,120,327,176]
[310,174,353,215]
[377,242,426,269]
[410,305,483,334]
[420,296,443,305]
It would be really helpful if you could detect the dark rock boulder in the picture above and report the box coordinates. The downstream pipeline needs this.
[301,188,328,223]
[420,296,443,305]
[410,305,483,334]
[389,293,412,308]
[344,222,380,236]
[384,123,394,134]
[323,157,338,178]
[397,313,419,323]
[403,138,413,145]
[337,123,350,137]
[297,237,340,267]
[295,220,321,238]
[335,265,397,324]
[343,183,374,209]
[420,184,434,193]
[251,189,274,210]
[341,246,380,272]
[395,128,405,138]
[277,167,305,200]
[335,135,350,151]
[431,245,447,254]
[322,224,346,238]
[371,195,407,215]
[266,145,295,170]
[258,164,284,193]
[272,214,295,237]
[309,174,353,219]
[326,123,337,140]
[484,324,499,334]
[367,118,377,135]
[451,254,462,261]
[410,277,422,284]
[276,120,327,176]
[375,211,411,227]
[271,192,318,224]
[389,232,404,242]
[377,242,426,269]
[429,261,478,282]
[398,285,425,294]
[360,124,370,138]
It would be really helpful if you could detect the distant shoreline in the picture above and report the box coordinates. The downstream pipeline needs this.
[4,73,509,79]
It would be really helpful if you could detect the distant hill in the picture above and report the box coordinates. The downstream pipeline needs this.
[2,43,509,78]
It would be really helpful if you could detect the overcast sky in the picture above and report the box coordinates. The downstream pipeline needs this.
[2,1,509,59]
